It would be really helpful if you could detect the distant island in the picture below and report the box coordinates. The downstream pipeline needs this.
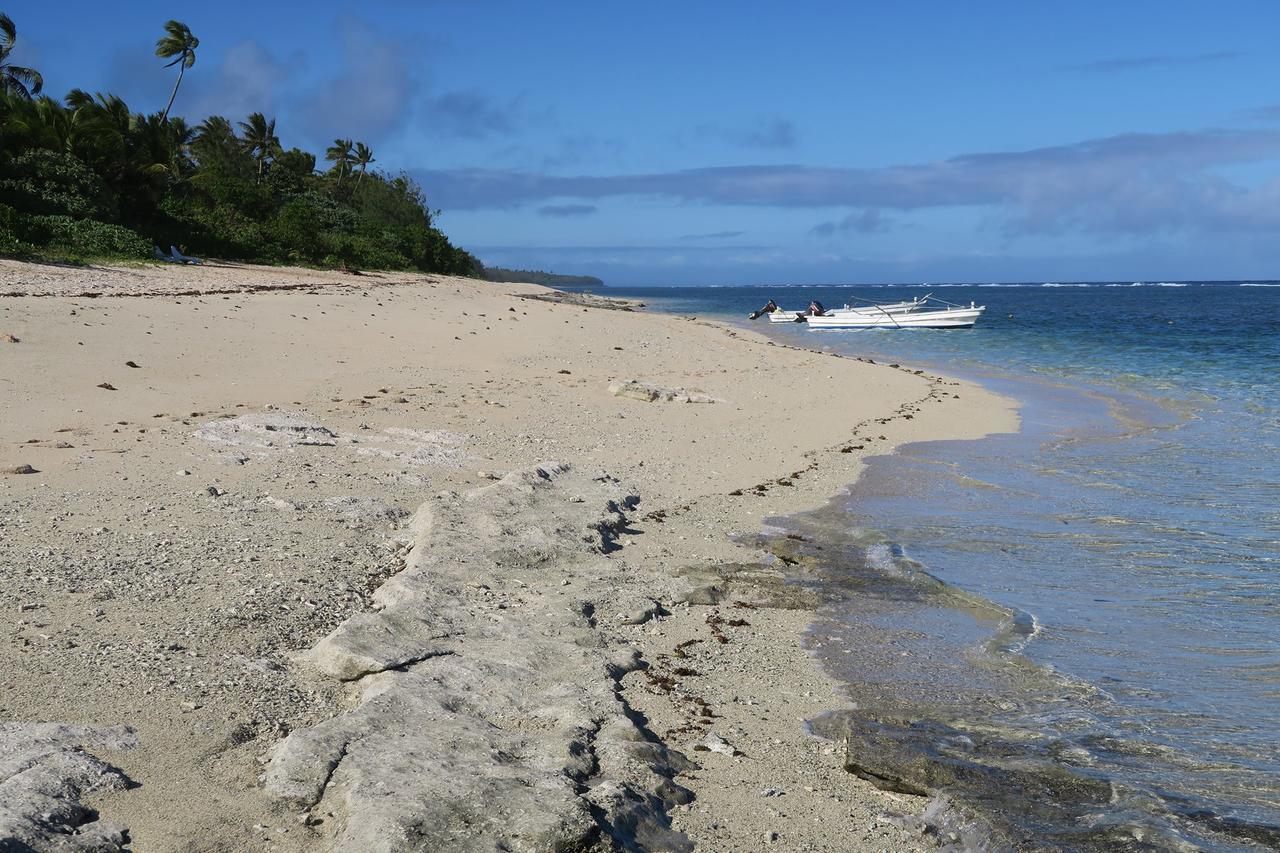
[480,266,604,288]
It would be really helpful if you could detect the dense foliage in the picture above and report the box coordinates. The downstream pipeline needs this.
[0,14,478,274]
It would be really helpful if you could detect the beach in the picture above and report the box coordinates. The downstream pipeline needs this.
[0,260,1016,852]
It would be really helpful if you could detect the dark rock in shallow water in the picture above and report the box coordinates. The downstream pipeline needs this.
[1181,810,1280,848]
[827,714,1135,850]
[830,712,1280,850]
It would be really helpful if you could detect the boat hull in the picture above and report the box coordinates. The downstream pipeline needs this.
[766,297,929,322]
[807,306,984,329]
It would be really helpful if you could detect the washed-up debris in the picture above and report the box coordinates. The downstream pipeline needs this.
[608,380,720,404]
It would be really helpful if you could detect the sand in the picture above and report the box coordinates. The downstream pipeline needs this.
[0,259,1017,852]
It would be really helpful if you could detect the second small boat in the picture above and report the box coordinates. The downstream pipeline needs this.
[767,309,804,322]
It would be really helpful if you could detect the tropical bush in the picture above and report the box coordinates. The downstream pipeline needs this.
[0,202,31,256]
[0,149,113,218]
[13,213,150,258]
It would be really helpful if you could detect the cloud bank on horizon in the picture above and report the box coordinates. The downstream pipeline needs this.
[20,1,1280,284]
[416,128,1280,233]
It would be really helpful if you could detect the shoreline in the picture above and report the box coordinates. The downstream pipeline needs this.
[748,305,1280,850]
[0,259,1017,851]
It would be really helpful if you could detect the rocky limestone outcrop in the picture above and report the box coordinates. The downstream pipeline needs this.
[0,723,136,852]
[194,411,340,447]
[266,463,693,852]
[608,381,719,404]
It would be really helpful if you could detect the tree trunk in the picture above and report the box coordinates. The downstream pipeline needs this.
[162,62,185,123]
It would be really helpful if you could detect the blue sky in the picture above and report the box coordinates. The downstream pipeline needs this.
[11,1,1280,283]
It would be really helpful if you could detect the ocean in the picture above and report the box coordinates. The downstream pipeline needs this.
[603,282,1280,851]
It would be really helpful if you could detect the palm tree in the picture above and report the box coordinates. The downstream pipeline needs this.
[191,114,250,175]
[54,90,175,219]
[66,89,133,163]
[325,137,355,189]
[131,113,185,180]
[0,13,42,99]
[155,20,198,122]
[238,112,280,181]
[0,90,61,151]
[194,115,236,152]
[353,142,375,188]
[165,116,196,178]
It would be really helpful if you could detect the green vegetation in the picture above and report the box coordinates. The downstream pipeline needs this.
[0,13,478,273]
[479,266,604,287]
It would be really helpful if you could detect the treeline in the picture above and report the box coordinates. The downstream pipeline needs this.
[0,14,478,274]
[480,266,604,287]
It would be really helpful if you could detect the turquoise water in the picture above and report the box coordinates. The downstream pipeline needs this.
[607,282,1280,850]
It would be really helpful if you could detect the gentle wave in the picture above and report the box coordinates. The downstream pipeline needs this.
[1105,281,1189,287]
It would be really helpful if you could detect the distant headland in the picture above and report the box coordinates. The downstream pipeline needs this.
[479,266,605,288]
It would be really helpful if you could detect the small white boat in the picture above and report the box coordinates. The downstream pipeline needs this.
[766,294,929,323]
[807,302,985,329]
[829,294,931,316]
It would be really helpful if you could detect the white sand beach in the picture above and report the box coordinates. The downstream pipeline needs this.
[0,259,1016,852]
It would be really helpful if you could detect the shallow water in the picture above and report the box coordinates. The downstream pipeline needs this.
[607,282,1280,850]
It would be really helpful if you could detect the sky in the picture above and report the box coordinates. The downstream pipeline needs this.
[11,0,1280,284]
